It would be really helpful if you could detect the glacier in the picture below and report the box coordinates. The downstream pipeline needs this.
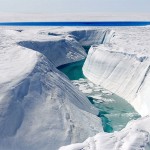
[0,26,150,150]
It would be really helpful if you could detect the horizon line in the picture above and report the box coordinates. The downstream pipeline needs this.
[0,21,150,26]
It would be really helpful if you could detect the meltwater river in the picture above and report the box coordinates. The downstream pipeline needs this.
[58,48,140,133]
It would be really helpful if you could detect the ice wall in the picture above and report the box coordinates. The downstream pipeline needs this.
[83,27,150,116]
[69,29,115,46]
[18,36,86,67]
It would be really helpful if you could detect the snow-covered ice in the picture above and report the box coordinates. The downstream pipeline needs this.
[60,116,150,150]
[0,25,150,150]
[0,28,104,150]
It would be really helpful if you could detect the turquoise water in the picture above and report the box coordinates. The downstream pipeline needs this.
[58,49,140,133]
[90,93,140,132]
[83,46,91,53]
[58,59,85,80]
[58,46,90,80]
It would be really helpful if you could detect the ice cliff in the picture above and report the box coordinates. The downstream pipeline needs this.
[68,29,115,46]
[83,27,150,117]
[18,37,86,67]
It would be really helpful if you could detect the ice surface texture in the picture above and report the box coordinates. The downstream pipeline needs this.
[0,26,150,150]
[0,28,106,150]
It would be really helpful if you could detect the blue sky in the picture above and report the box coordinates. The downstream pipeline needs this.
[0,0,150,13]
